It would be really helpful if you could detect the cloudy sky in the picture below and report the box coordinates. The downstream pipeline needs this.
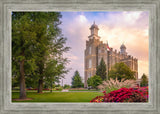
[59,11,149,85]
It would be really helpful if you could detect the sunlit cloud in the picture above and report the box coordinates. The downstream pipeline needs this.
[78,15,87,23]
[122,12,142,24]
[99,26,149,61]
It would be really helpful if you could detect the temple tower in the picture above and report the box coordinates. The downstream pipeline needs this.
[84,22,101,88]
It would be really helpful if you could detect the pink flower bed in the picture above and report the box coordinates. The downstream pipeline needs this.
[90,87,148,103]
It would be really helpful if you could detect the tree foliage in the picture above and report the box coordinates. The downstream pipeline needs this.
[71,71,83,88]
[12,12,39,98]
[44,59,69,92]
[108,62,135,81]
[87,75,102,89]
[63,84,71,89]
[12,12,69,98]
[140,74,148,87]
[96,58,107,80]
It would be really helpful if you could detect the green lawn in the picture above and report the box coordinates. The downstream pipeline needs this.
[12,92,103,102]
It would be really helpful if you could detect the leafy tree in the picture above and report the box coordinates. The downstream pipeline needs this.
[63,84,71,89]
[28,12,70,93]
[12,12,69,98]
[25,74,38,89]
[87,75,102,89]
[71,71,83,88]
[108,62,135,81]
[140,74,148,87]
[44,59,69,92]
[12,12,39,99]
[96,58,107,80]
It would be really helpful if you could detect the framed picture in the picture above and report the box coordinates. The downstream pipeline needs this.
[0,0,160,114]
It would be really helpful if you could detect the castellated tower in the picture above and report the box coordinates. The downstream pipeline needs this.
[84,22,138,88]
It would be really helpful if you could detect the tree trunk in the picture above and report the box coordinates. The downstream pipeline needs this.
[38,79,43,93]
[19,59,26,99]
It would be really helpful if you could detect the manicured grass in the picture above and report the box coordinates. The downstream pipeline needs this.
[12,92,103,102]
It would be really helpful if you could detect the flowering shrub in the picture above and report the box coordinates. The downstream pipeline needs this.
[90,87,148,103]
[98,78,137,93]
[135,86,148,101]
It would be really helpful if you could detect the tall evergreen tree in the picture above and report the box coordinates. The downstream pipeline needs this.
[71,70,83,88]
[140,73,148,87]
[96,58,107,80]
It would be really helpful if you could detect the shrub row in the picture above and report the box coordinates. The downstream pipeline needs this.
[90,87,148,103]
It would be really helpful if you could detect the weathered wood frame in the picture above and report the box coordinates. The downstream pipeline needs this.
[0,0,160,114]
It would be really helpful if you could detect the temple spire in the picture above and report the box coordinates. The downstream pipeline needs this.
[88,21,100,40]
[120,43,127,55]
[90,21,99,35]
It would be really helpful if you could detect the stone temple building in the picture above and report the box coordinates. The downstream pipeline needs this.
[84,22,138,88]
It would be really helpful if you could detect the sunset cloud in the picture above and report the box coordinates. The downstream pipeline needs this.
[60,11,149,85]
